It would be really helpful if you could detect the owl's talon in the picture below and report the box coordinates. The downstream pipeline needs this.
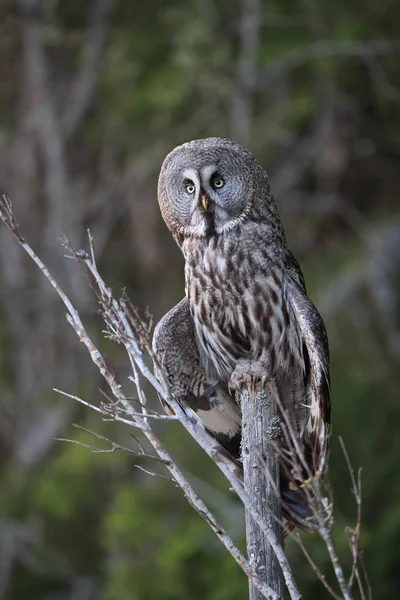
[229,360,270,396]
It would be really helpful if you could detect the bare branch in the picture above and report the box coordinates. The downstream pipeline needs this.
[294,535,342,600]
[1,195,369,600]
[230,0,262,146]
[62,0,115,139]
[53,388,105,416]
[339,437,367,600]
[0,196,280,600]
[18,5,68,238]
[72,424,167,462]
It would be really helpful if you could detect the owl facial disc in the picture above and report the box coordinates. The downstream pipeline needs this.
[157,137,278,242]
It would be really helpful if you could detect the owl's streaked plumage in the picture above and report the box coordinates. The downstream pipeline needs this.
[153,137,331,530]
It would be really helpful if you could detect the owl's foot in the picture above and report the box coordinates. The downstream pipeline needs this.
[229,360,270,396]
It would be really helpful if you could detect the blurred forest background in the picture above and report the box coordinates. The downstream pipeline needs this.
[0,0,399,598]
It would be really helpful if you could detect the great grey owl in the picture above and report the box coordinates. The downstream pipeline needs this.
[153,137,331,530]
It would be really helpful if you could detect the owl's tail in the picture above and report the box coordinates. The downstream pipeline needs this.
[281,479,317,533]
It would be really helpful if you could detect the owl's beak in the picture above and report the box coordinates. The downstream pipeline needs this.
[200,193,211,211]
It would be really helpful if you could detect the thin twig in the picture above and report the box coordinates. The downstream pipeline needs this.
[294,535,342,600]
[339,437,365,599]
[87,228,97,271]
[72,424,168,463]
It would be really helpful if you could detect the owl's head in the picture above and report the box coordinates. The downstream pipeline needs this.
[157,137,277,243]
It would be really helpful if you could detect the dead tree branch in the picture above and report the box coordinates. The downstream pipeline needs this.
[62,0,115,139]
[0,194,370,600]
[230,0,261,146]
[0,194,281,600]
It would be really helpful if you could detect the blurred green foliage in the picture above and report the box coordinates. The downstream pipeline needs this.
[0,0,400,599]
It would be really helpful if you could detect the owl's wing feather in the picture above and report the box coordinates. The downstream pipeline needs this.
[286,269,331,475]
[152,298,242,458]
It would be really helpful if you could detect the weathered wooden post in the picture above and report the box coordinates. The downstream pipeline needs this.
[241,382,285,599]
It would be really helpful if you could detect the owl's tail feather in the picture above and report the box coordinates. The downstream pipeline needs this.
[281,479,317,533]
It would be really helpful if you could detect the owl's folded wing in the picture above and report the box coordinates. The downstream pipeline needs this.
[152,297,242,458]
[286,275,331,475]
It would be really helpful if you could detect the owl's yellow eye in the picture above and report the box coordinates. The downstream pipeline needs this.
[212,177,225,189]
[185,183,195,195]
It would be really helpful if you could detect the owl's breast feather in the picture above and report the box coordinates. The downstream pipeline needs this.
[185,233,303,382]
[203,245,227,277]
